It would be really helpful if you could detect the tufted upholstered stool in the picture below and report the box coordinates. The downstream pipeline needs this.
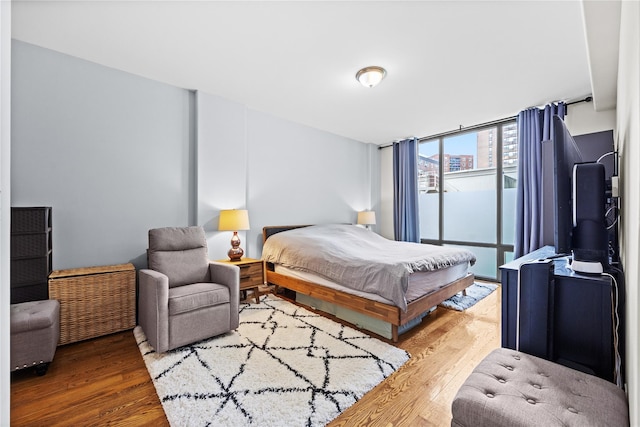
[451,348,629,427]
[10,299,60,375]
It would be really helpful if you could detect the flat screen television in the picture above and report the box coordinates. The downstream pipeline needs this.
[552,115,583,256]
[552,115,607,272]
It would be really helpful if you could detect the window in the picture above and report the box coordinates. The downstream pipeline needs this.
[418,139,440,240]
[418,120,518,280]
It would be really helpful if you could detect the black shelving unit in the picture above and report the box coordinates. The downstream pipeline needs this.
[10,207,52,303]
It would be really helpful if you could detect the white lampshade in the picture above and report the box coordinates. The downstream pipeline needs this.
[356,66,387,88]
[218,209,250,231]
[357,211,376,226]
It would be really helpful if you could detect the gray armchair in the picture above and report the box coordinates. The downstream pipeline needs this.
[138,226,240,353]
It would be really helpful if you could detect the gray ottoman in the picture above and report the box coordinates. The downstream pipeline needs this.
[10,299,60,375]
[451,348,629,427]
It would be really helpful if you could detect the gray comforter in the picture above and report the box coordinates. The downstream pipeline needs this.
[261,224,476,311]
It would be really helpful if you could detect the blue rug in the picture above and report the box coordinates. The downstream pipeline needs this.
[439,282,498,311]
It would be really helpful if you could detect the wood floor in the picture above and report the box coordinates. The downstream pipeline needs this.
[11,285,501,427]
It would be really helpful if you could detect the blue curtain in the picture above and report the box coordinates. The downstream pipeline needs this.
[393,138,420,242]
[514,102,566,257]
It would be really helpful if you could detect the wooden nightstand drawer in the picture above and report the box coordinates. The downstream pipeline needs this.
[216,258,264,303]
[241,275,263,288]
[239,263,263,279]
[239,262,264,289]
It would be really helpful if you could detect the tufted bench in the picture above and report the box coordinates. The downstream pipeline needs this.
[10,299,60,375]
[451,348,629,427]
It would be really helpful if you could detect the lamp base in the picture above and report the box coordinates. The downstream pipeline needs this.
[228,248,244,262]
[228,231,244,262]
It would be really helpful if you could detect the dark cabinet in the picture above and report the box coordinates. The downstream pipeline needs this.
[500,246,621,383]
[10,207,52,303]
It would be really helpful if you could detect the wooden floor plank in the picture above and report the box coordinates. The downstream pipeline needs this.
[11,283,501,426]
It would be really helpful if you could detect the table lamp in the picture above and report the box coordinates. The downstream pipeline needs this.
[357,211,376,230]
[218,209,250,261]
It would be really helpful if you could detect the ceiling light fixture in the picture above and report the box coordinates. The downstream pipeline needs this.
[356,66,387,88]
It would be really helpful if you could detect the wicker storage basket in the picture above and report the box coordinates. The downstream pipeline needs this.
[48,263,136,345]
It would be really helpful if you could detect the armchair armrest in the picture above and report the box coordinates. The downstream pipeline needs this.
[138,269,170,352]
[209,262,239,289]
[209,261,240,328]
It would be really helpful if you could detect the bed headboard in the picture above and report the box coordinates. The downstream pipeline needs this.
[262,225,312,243]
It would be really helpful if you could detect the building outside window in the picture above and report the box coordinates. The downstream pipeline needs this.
[417,121,518,280]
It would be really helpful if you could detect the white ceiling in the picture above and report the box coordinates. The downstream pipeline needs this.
[11,1,619,145]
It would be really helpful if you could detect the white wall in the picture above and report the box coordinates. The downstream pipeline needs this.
[11,40,194,270]
[0,1,10,425]
[564,100,616,136]
[196,91,379,260]
[616,1,640,423]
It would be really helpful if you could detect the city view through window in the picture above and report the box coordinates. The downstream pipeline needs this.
[417,122,518,280]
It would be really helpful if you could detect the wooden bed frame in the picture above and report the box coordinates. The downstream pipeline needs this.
[262,225,474,342]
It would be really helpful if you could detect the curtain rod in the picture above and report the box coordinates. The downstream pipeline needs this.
[378,95,593,150]
[378,116,514,149]
[566,95,593,106]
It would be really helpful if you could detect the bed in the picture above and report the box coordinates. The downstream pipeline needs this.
[262,224,476,342]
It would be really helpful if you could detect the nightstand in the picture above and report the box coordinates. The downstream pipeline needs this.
[216,257,264,304]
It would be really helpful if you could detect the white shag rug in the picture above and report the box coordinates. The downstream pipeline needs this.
[134,294,410,427]
[439,282,498,311]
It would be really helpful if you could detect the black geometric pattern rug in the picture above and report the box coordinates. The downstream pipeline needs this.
[134,294,410,426]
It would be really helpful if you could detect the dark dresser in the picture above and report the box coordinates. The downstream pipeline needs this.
[500,246,622,382]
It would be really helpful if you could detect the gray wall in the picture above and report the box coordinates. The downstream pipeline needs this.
[11,40,195,269]
[196,91,249,259]
[11,40,380,270]
[245,108,377,258]
[196,91,380,260]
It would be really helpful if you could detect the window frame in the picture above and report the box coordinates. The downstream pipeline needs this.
[418,118,517,280]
